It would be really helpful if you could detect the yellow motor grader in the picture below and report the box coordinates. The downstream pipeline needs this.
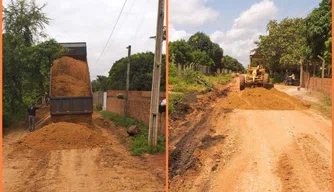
[240,54,269,90]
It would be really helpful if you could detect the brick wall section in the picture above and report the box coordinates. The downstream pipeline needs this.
[302,72,332,95]
[106,90,166,135]
[307,77,332,95]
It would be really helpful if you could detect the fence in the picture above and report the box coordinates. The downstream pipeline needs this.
[106,90,166,135]
[302,71,332,95]
[179,64,235,75]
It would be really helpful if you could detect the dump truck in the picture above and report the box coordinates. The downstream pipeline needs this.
[49,42,93,123]
[240,54,269,90]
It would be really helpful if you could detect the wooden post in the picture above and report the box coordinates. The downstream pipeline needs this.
[148,0,165,147]
[299,61,303,88]
[318,55,325,78]
[125,45,131,117]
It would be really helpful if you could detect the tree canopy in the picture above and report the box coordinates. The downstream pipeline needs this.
[254,18,309,72]
[253,0,332,77]
[3,0,65,127]
[168,40,193,65]
[107,52,166,91]
[168,31,243,72]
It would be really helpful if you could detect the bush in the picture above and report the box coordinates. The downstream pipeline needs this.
[116,93,125,99]
[168,63,178,77]
[182,68,203,84]
[94,104,102,111]
[168,76,180,85]
[168,93,184,114]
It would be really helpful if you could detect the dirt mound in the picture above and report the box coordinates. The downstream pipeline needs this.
[51,56,91,97]
[21,122,108,151]
[222,88,309,110]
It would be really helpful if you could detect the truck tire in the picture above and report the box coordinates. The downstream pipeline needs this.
[263,74,269,89]
[240,75,245,90]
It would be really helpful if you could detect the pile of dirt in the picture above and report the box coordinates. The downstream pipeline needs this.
[21,122,108,151]
[51,56,91,97]
[222,88,310,110]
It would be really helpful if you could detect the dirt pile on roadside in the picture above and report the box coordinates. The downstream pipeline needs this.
[22,122,108,151]
[51,56,91,97]
[222,88,309,110]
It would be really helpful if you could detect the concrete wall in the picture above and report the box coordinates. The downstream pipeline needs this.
[106,90,166,135]
[93,91,104,106]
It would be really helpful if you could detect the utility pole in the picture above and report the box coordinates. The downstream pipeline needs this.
[148,0,165,147]
[125,45,131,117]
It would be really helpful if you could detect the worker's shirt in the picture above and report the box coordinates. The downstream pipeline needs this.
[27,106,39,116]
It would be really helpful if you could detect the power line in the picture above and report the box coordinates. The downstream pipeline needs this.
[134,0,149,38]
[294,0,320,18]
[116,0,137,37]
[95,0,128,65]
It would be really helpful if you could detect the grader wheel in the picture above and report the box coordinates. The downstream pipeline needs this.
[240,75,245,90]
[263,73,269,89]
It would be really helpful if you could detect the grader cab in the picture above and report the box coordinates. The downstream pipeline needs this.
[240,54,269,90]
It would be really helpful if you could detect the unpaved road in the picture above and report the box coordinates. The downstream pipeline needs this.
[169,78,332,192]
[3,112,165,192]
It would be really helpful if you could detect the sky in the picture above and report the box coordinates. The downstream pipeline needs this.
[3,0,166,80]
[3,0,321,79]
[169,0,321,67]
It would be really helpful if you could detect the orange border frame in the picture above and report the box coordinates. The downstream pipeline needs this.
[1,0,333,192]
[165,0,169,191]
[332,2,334,191]
[1,0,3,189]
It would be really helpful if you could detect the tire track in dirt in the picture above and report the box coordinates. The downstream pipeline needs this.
[277,134,332,192]
[169,77,332,192]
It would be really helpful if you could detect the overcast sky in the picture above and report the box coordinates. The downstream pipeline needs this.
[169,0,321,67]
[3,0,166,80]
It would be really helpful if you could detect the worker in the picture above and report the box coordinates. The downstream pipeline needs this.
[289,73,295,80]
[159,99,166,113]
[27,104,40,132]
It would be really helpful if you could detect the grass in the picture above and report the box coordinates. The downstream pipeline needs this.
[169,76,205,92]
[305,92,332,120]
[169,74,232,93]
[204,73,232,86]
[168,93,185,114]
[100,111,165,156]
[310,102,332,120]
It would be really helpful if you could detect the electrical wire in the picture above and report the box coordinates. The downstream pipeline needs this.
[293,0,320,18]
[116,0,137,36]
[95,0,128,65]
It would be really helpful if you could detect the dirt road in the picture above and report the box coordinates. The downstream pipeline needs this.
[3,112,165,192]
[169,78,332,192]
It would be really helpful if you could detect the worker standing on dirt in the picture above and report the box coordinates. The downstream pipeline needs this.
[27,104,39,132]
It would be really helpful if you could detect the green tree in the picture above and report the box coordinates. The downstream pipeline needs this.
[305,0,332,61]
[3,0,64,127]
[210,43,224,67]
[188,32,213,54]
[187,32,224,67]
[168,40,193,65]
[91,75,111,92]
[222,55,245,72]
[192,50,214,66]
[108,52,166,91]
[3,0,49,46]
[254,18,309,74]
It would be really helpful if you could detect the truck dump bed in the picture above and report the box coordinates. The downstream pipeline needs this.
[50,42,93,117]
